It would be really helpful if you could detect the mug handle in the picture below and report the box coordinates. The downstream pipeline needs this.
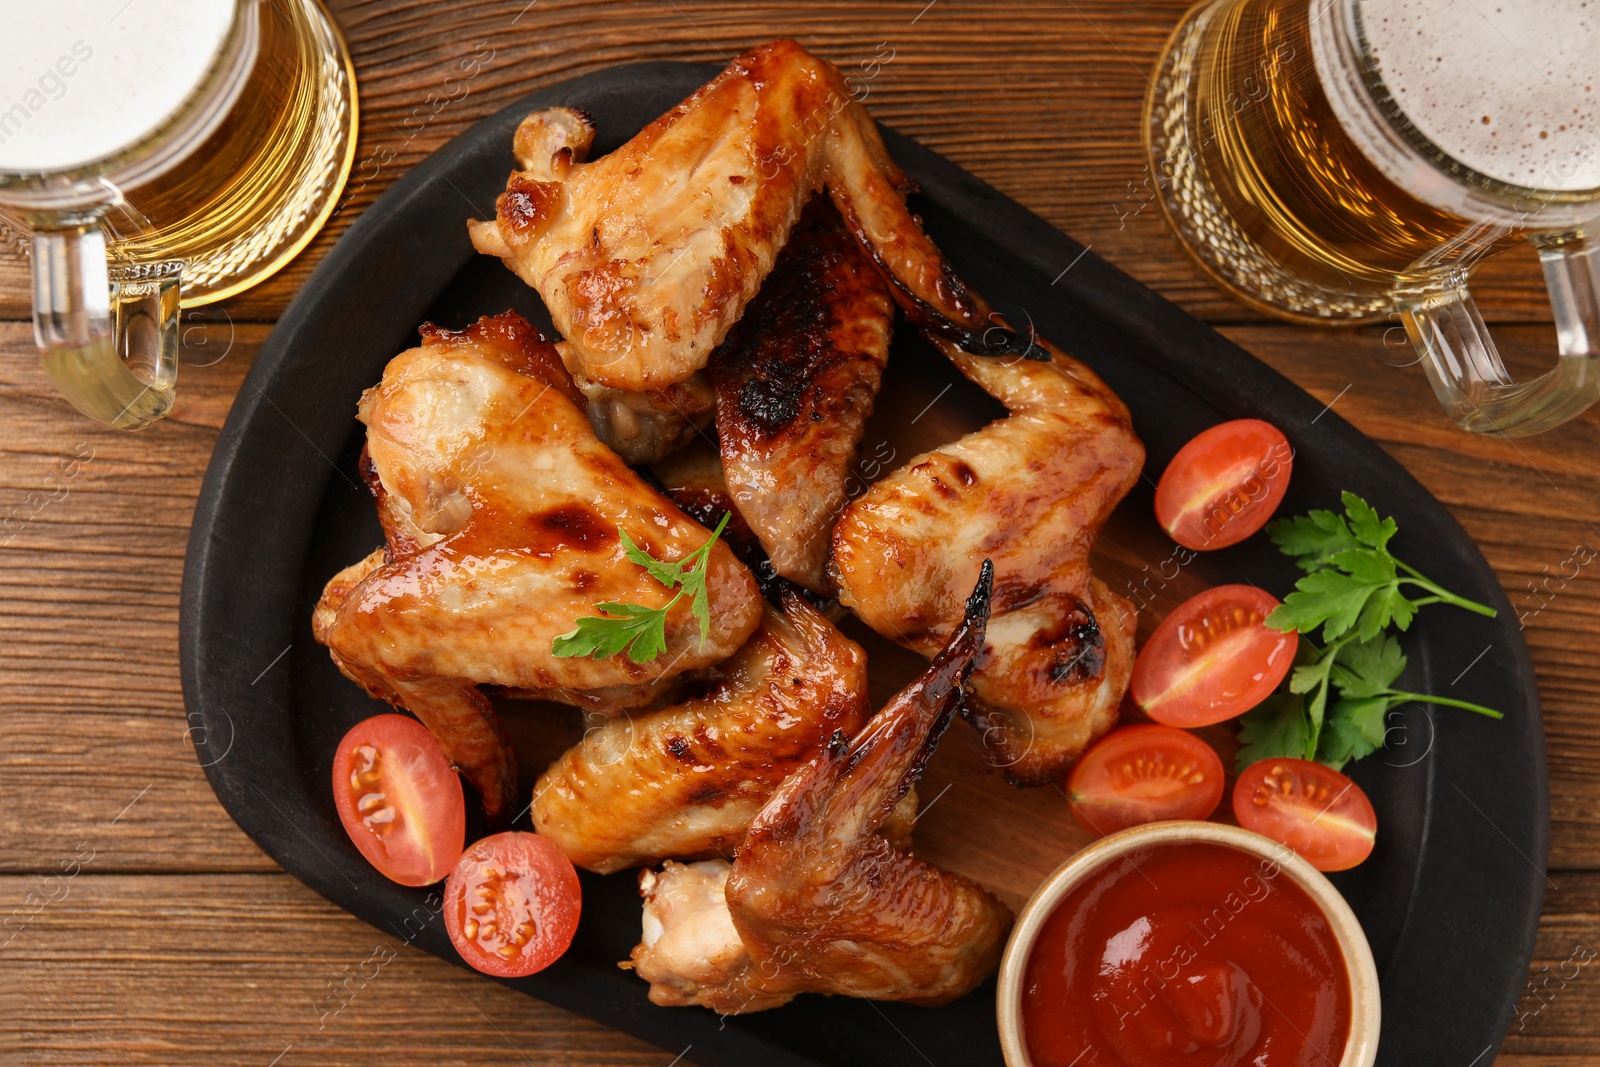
[31,219,180,430]
[1396,230,1600,437]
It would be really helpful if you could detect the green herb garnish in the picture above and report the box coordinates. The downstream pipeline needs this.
[1237,492,1503,771]
[551,512,731,664]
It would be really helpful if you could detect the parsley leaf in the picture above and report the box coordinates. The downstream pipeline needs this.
[1341,490,1397,552]
[1329,634,1407,698]
[1329,547,1395,585]
[1274,568,1389,643]
[1354,583,1417,640]
[552,602,670,664]
[552,513,731,663]
[1267,508,1361,572]
[619,529,687,589]
[1237,691,1311,771]
[1317,697,1390,770]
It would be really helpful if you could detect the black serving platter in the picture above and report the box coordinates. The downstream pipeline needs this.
[180,61,1545,1066]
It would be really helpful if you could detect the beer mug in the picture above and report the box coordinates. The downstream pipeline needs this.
[1147,0,1600,436]
[0,0,356,429]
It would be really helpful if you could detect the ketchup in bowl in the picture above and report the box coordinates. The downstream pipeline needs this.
[1020,840,1352,1067]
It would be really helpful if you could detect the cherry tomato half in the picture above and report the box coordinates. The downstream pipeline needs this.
[1155,419,1293,550]
[1068,724,1226,836]
[333,713,465,887]
[1233,758,1377,872]
[444,832,582,978]
[1131,584,1297,728]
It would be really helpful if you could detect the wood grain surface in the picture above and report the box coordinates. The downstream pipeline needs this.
[0,1,1595,1064]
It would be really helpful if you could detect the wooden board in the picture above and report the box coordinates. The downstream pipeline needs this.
[0,1,1595,1063]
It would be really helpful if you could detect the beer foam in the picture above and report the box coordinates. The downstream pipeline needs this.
[1360,0,1600,191]
[0,0,235,173]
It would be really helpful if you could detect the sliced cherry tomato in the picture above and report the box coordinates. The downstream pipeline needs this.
[1155,419,1293,550]
[444,832,581,978]
[1131,584,1297,728]
[333,713,465,887]
[1068,724,1225,836]
[1233,758,1377,872]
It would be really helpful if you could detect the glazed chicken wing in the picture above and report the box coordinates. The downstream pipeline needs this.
[831,331,1142,786]
[710,201,892,592]
[313,312,764,819]
[630,564,1012,1013]
[467,39,1035,395]
[532,588,870,874]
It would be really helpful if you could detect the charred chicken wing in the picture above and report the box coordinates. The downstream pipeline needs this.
[710,201,892,592]
[629,563,1012,1012]
[532,588,870,874]
[831,331,1142,786]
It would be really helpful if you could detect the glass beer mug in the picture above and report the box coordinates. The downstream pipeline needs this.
[0,0,355,429]
[1147,0,1600,436]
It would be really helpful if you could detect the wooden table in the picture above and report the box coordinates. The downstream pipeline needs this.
[1,1,1595,1063]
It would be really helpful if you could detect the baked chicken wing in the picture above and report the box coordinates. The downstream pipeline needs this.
[831,330,1142,786]
[313,312,764,819]
[629,564,1012,1013]
[467,39,1036,395]
[710,201,892,592]
[531,588,870,874]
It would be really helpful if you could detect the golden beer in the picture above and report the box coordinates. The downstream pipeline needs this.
[58,0,355,306]
[1149,0,1497,319]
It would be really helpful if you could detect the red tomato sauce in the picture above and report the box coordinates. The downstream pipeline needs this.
[1021,841,1351,1067]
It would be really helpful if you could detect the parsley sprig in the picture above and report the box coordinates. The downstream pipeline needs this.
[551,513,731,664]
[1237,493,1503,771]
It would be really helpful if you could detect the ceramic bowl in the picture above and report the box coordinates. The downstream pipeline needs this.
[995,821,1381,1067]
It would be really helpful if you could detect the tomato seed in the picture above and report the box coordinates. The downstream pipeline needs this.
[362,805,397,830]
[349,744,383,790]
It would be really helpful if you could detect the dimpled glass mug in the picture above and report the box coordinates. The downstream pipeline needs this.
[1147,0,1600,436]
[0,0,356,429]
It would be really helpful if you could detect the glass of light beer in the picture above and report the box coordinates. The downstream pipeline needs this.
[0,0,356,429]
[1147,0,1600,436]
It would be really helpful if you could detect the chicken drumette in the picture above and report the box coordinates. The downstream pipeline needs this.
[313,313,763,819]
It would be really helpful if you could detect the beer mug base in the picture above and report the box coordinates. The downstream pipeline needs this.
[1144,2,1395,326]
